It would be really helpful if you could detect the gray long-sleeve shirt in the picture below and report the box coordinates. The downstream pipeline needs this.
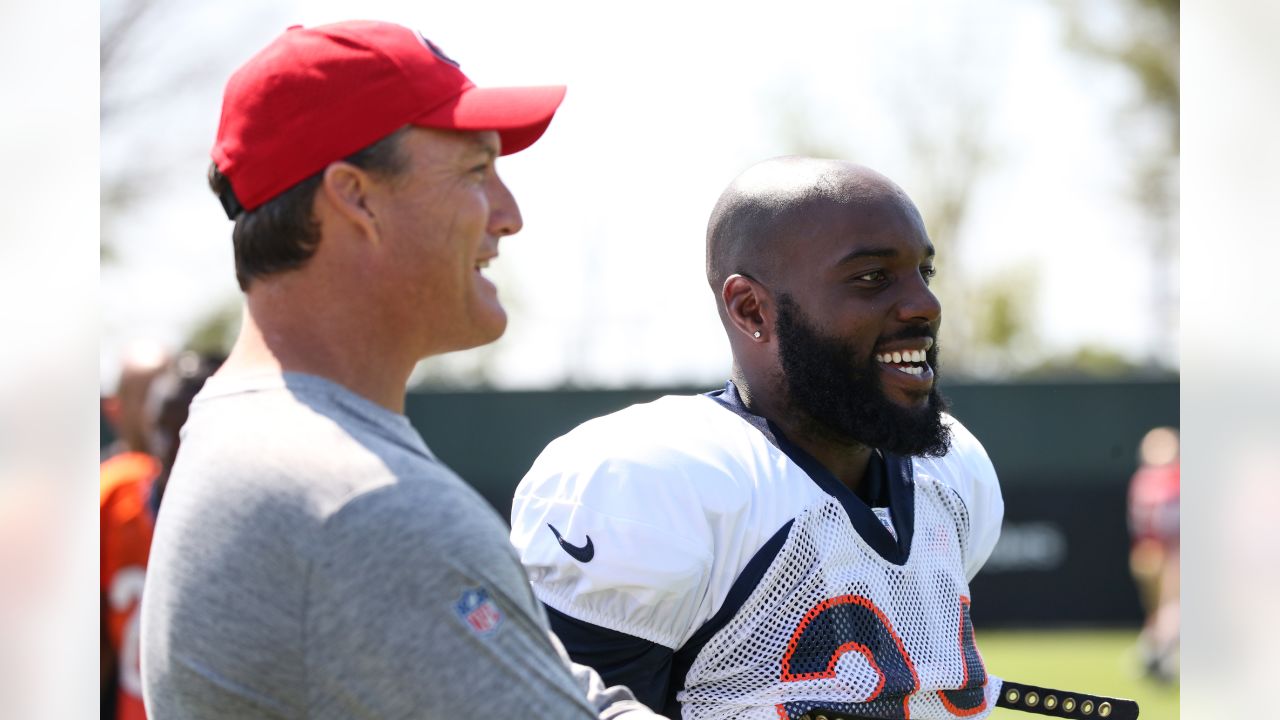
[140,372,658,719]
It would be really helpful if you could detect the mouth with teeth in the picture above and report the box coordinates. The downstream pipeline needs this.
[874,338,934,378]
[473,257,500,299]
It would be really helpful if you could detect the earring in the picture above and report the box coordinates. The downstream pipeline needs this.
[753,330,762,339]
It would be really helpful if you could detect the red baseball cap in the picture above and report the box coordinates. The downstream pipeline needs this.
[212,20,566,216]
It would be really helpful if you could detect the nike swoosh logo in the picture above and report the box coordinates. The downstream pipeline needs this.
[547,524,594,563]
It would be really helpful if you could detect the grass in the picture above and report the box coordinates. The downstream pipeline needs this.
[979,628,1178,719]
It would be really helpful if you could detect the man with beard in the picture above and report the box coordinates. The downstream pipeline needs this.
[510,157,1005,719]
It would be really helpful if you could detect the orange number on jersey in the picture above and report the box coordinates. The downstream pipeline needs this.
[776,594,986,720]
[939,596,988,716]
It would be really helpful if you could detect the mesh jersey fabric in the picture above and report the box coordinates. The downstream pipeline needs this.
[678,490,1000,719]
[511,386,1003,719]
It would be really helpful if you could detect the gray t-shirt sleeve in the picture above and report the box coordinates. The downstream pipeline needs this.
[307,482,642,719]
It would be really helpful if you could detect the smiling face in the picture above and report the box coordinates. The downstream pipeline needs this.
[771,181,949,455]
[774,291,950,456]
[366,126,522,356]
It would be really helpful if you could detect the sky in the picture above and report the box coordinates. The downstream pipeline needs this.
[99,0,1176,390]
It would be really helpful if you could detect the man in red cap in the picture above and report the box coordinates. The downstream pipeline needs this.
[139,20,660,719]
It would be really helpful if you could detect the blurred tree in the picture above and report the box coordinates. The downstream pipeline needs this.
[1020,343,1150,379]
[765,15,1053,380]
[101,0,189,262]
[765,6,1179,380]
[768,85,1010,378]
[1055,0,1179,366]
[101,0,281,262]
[891,81,1008,379]
[965,266,1041,378]
[770,84,857,162]
[184,299,241,356]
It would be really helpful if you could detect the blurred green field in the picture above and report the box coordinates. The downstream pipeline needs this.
[980,628,1178,719]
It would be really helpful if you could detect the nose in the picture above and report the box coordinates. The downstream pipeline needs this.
[486,172,523,238]
[897,272,942,325]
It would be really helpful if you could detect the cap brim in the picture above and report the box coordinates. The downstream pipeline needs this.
[412,85,566,156]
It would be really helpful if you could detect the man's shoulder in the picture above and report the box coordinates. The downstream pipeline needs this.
[511,394,811,649]
[513,393,783,556]
[174,383,443,516]
[913,413,994,476]
[323,466,499,535]
[909,414,1000,519]
[911,413,1005,578]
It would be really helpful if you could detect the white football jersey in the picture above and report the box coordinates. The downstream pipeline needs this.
[511,385,1004,719]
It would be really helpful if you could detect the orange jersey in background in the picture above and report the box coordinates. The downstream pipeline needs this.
[101,451,160,720]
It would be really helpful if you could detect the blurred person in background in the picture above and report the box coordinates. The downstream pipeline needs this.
[100,341,170,461]
[101,351,218,720]
[140,20,660,720]
[1127,425,1179,683]
[100,340,170,713]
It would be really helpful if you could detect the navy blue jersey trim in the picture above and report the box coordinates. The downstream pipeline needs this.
[544,605,675,711]
[706,381,916,565]
[664,519,795,717]
[706,382,778,444]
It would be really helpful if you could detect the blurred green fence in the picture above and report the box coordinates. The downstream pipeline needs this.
[102,378,1178,627]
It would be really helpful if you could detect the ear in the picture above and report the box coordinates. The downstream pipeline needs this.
[317,162,381,241]
[722,274,771,342]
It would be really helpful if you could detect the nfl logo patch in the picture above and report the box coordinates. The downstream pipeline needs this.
[455,587,503,635]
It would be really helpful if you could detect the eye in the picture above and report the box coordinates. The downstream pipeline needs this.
[853,270,887,284]
[920,265,937,285]
[467,160,494,181]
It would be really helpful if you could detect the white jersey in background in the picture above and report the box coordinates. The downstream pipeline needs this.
[511,382,1004,719]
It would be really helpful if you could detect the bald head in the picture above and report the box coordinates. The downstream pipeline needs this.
[706,157,924,302]
[705,157,948,458]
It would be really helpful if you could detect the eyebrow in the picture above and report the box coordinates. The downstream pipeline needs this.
[467,135,500,160]
[834,244,936,265]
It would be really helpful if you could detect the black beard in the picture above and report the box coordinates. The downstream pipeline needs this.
[774,294,951,457]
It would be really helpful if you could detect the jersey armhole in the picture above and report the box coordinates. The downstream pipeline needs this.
[665,519,795,715]
[545,605,674,712]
